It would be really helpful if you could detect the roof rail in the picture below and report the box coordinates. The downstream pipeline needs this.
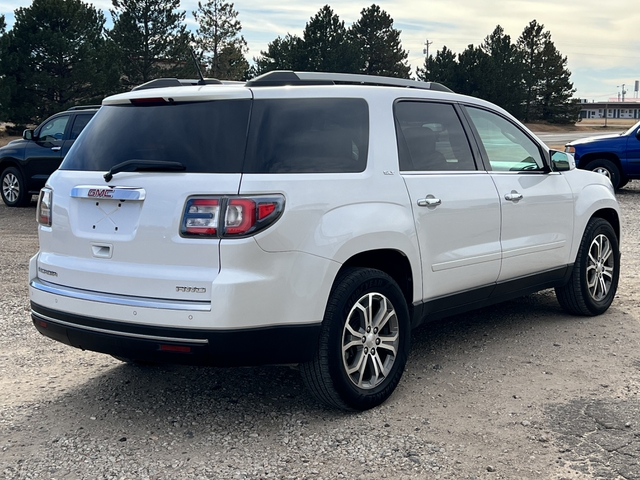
[132,77,223,91]
[67,105,101,111]
[245,71,453,93]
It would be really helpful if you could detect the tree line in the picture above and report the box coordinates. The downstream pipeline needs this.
[0,0,579,126]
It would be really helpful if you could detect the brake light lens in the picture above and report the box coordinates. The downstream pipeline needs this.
[180,195,284,238]
[225,199,256,234]
[37,188,53,226]
[565,145,575,154]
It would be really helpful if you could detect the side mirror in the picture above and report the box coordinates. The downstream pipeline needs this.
[636,128,640,140]
[550,150,574,172]
[22,129,34,140]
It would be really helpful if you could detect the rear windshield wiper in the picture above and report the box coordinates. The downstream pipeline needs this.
[104,160,186,182]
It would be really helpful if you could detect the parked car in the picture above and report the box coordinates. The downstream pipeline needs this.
[30,72,620,411]
[0,106,99,206]
[565,120,640,189]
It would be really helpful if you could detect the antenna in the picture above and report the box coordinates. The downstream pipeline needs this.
[190,48,206,85]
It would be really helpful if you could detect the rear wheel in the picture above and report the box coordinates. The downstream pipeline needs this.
[1,167,31,207]
[555,218,619,315]
[301,268,410,411]
[585,159,622,189]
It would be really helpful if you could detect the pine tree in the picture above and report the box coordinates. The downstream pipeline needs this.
[480,26,525,118]
[517,20,577,123]
[193,0,249,80]
[455,44,489,97]
[0,0,115,124]
[416,46,458,90]
[302,5,359,73]
[348,4,410,78]
[109,0,191,87]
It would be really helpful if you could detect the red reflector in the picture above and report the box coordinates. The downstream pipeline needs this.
[159,344,191,353]
[39,320,47,328]
[258,203,276,220]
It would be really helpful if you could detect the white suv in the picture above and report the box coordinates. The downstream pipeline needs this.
[30,71,621,411]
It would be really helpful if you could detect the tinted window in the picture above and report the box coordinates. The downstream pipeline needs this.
[244,98,369,173]
[38,115,69,143]
[395,101,476,171]
[466,107,544,172]
[61,100,251,173]
[69,114,94,140]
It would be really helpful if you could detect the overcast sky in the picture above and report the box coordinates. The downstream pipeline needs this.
[1,0,638,101]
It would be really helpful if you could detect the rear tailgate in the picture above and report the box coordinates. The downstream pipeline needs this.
[36,171,241,301]
[35,88,252,302]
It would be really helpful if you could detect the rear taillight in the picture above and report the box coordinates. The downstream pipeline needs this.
[182,198,220,235]
[37,188,53,227]
[180,195,284,238]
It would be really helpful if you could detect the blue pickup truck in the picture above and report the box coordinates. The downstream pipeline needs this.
[566,120,640,189]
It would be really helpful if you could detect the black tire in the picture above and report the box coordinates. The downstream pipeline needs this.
[301,268,411,411]
[555,218,619,316]
[1,166,31,207]
[618,177,629,189]
[585,159,622,189]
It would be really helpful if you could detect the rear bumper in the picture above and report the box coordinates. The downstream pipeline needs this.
[31,303,321,367]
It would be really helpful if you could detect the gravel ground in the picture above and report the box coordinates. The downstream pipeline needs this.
[2,183,640,479]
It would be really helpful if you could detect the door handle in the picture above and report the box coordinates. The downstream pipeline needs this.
[504,191,523,202]
[417,195,442,207]
[51,146,61,152]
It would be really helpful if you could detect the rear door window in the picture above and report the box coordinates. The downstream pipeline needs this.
[395,101,476,171]
[69,113,94,140]
[61,100,251,173]
[243,98,369,173]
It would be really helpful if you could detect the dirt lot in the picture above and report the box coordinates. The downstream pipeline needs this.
[2,185,640,479]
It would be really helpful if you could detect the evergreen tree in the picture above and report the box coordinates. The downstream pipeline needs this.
[302,5,359,73]
[252,34,306,75]
[416,46,458,90]
[518,20,547,122]
[517,20,577,123]
[0,0,115,124]
[193,0,249,80]
[0,14,9,120]
[109,0,191,87]
[348,4,410,78]
[480,26,525,118]
[455,44,489,97]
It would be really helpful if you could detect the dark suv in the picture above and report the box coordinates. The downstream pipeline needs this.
[0,106,99,206]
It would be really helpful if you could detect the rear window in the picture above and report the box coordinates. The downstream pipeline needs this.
[60,100,251,173]
[243,98,369,173]
[60,98,369,174]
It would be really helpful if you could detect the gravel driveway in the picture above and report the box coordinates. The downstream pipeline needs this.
[2,183,640,479]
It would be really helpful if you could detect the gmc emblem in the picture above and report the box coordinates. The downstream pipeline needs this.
[88,188,114,198]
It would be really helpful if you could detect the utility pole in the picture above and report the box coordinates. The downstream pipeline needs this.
[423,39,433,76]
[622,83,626,102]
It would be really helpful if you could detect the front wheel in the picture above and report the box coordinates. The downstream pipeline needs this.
[585,159,622,189]
[555,218,619,316]
[301,268,411,411]
[1,167,31,207]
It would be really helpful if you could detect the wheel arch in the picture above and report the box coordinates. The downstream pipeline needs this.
[339,249,414,312]
[578,152,623,174]
[591,207,620,242]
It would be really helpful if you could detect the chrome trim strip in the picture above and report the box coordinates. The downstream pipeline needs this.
[30,279,211,312]
[70,186,146,201]
[32,311,209,344]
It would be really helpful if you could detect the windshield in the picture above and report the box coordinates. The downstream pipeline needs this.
[60,100,251,173]
[624,119,640,136]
